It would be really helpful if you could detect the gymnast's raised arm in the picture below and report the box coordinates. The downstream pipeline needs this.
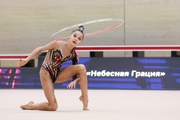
[15,40,59,68]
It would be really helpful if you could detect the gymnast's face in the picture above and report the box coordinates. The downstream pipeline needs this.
[69,31,83,46]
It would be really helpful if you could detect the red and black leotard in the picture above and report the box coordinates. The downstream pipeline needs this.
[41,47,78,83]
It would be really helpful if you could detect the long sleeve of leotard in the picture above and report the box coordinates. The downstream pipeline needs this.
[71,50,79,81]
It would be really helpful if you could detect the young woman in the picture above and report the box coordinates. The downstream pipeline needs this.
[16,26,89,111]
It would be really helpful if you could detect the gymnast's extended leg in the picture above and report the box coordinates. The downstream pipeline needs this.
[20,70,58,111]
[20,64,88,110]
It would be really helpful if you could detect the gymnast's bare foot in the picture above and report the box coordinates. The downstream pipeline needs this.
[20,101,34,110]
[79,96,89,110]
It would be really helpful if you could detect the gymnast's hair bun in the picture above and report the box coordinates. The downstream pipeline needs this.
[79,25,84,32]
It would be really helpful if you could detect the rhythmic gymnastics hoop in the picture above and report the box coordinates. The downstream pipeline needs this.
[51,18,124,40]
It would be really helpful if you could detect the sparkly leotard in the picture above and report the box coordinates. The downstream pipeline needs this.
[41,47,78,83]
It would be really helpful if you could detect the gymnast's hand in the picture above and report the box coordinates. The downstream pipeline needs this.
[67,78,80,89]
[15,59,28,68]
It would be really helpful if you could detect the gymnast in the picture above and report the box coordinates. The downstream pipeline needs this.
[15,26,89,111]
